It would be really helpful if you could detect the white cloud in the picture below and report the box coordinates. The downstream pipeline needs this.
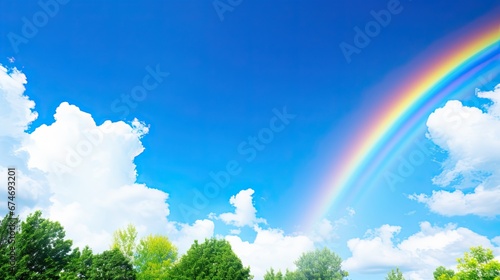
[215,188,320,280]
[19,101,172,251]
[0,65,212,254]
[168,219,215,255]
[226,226,315,280]
[0,66,50,216]
[413,83,500,216]
[343,222,499,280]
[347,207,356,216]
[230,228,241,235]
[493,236,500,246]
[0,66,36,138]
[409,187,500,217]
[309,207,356,244]
[219,188,266,227]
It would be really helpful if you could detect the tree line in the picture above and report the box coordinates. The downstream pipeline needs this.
[384,246,500,280]
[1,211,499,279]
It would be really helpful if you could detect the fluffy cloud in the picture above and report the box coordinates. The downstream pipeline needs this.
[413,83,500,216]
[20,102,174,251]
[0,65,212,253]
[215,188,326,279]
[219,189,354,280]
[226,226,315,280]
[0,66,318,280]
[168,219,215,255]
[0,66,37,138]
[310,207,356,244]
[409,187,500,217]
[219,188,266,227]
[0,66,50,216]
[343,222,499,280]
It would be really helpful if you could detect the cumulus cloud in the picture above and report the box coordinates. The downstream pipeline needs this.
[0,65,212,253]
[413,83,500,216]
[0,66,36,138]
[168,219,215,255]
[19,101,174,251]
[409,187,500,217]
[343,222,499,280]
[214,188,323,279]
[0,66,50,216]
[218,188,266,227]
[0,66,319,280]
[219,189,353,280]
[226,226,315,280]
[310,207,356,244]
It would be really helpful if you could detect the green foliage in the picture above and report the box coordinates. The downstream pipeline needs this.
[453,246,500,280]
[293,248,349,280]
[0,212,138,280]
[264,248,348,280]
[89,248,136,279]
[0,214,19,279]
[170,238,253,280]
[60,246,94,279]
[386,267,405,280]
[264,268,284,280]
[13,211,73,279]
[135,234,178,280]
[111,224,138,263]
[264,268,297,280]
[433,266,455,280]
[432,246,500,280]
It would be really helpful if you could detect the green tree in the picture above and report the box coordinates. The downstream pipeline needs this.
[293,248,349,280]
[60,246,94,279]
[433,266,455,280]
[0,214,19,279]
[264,268,284,280]
[454,246,500,280]
[264,268,300,280]
[134,234,178,280]
[90,248,136,279]
[13,211,73,279]
[170,238,252,280]
[386,268,405,280]
[111,224,137,263]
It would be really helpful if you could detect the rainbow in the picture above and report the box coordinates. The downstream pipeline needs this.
[307,11,500,230]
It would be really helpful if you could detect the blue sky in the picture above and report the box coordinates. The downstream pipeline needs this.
[1,0,500,279]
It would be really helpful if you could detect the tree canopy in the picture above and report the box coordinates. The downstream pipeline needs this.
[169,238,253,280]
[293,248,349,280]
[264,268,297,280]
[90,248,137,279]
[434,266,455,280]
[264,247,348,280]
[111,223,138,263]
[386,268,405,280]
[432,246,500,280]
[0,214,19,279]
[11,211,73,279]
[135,234,178,279]
[3,210,500,280]
[0,211,137,280]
